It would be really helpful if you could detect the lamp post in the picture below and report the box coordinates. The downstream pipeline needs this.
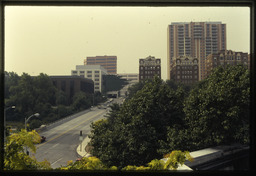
[25,113,40,131]
[4,106,15,142]
[24,113,40,155]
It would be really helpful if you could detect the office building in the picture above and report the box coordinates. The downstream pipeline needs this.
[84,56,117,74]
[71,65,108,92]
[167,22,226,80]
[50,76,94,104]
[205,50,249,78]
[139,56,161,81]
[170,56,199,84]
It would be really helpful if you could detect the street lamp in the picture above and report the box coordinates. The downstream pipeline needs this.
[25,113,40,131]
[4,106,15,141]
[24,113,39,155]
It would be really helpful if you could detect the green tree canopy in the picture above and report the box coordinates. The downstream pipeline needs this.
[89,77,186,168]
[166,65,250,151]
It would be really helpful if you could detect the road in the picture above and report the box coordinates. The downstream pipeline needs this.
[34,108,108,169]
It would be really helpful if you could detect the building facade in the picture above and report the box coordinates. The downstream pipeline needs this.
[167,22,226,81]
[84,56,117,75]
[205,50,249,79]
[139,56,161,81]
[170,56,199,85]
[50,76,94,104]
[71,65,108,92]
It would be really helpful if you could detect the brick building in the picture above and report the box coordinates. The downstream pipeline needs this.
[139,56,161,81]
[205,50,249,79]
[84,55,117,75]
[170,55,199,85]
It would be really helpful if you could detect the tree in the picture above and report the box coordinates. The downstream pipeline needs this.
[89,77,186,168]
[4,129,51,170]
[4,71,20,99]
[55,90,68,106]
[182,65,250,150]
[72,91,92,111]
[59,151,193,171]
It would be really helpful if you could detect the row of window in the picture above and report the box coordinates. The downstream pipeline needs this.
[141,71,160,74]
[176,65,198,69]
[140,75,160,79]
[73,70,100,74]
[177,75,197,79]
[217,56,247,61]
[140,66,160,70]
[177,70,197,74]
[87,74,100,78]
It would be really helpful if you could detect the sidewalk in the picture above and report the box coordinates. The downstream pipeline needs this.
[76,136,92,158]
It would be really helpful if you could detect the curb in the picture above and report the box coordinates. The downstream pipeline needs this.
[76,136,92,158]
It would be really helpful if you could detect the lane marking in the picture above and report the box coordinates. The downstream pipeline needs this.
[50,143,59,149]
[51,157,62,166]
[37,111,105,148]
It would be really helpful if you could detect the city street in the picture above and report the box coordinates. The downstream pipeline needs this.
[34,108,108,169]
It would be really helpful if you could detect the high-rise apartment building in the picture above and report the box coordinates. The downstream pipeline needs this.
[205,50,249,79]
[167,22,226,80]
[71,65,108,92]
[170,56,199,85]
[84,56,117,75]
[139,56,161,81]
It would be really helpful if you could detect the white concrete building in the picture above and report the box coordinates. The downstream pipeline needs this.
[71,65,108,92]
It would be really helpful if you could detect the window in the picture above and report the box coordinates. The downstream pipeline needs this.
[95,79,99,81]
[72,71,77,74]
[87,75,92,77]
[95,71,100,73]
[80,71,85,74]
[95,75,99,77]
[87,71,92,73]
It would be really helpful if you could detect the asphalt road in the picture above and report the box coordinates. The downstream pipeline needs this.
[33,108,108,169]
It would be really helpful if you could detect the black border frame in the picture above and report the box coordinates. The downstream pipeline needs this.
[0,0,255,175]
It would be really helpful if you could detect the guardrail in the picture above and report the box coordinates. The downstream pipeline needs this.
[35,108,93,133]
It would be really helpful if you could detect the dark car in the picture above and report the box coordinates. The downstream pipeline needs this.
[41,136,46,143]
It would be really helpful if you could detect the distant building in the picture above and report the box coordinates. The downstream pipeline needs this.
[102,75,128,93]
[71,65,108,92]
[205,50,249,79]
[170,55,199,85]
[167,22,227,81]
[139,56,161,81]
[84,56,117,74]
[50,75,94,104]
[118,73,139,83]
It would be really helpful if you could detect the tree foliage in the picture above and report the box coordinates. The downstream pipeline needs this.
[166,65,250,151]
[4,129,51,170]
[89,77,186,168]
[58,151,193,171]
[90,65,250,167]
[4,72,105,130]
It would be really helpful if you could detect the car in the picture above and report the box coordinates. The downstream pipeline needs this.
[41,136,46,143]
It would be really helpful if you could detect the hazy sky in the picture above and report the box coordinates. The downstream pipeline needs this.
[5,6,250,80]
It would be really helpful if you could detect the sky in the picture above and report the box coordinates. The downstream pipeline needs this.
[5,6,250,80]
